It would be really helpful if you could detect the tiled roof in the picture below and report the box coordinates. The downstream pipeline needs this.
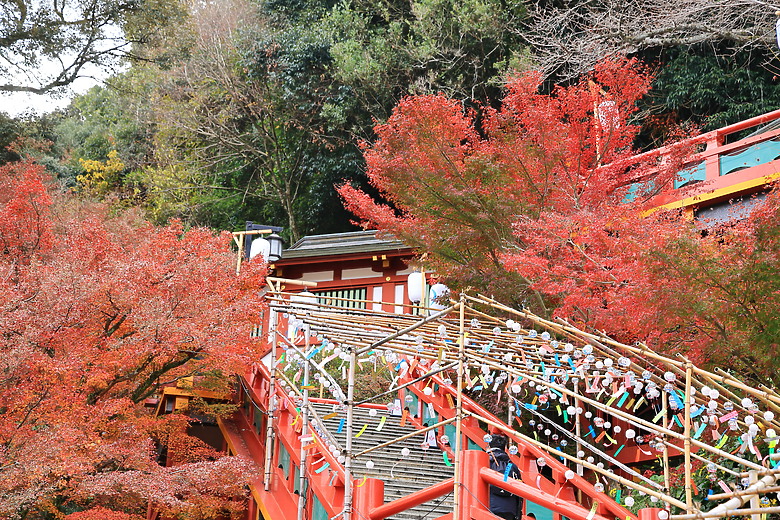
[280,230,409,260]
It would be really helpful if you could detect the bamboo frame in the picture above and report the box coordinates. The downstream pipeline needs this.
[259,288,780,520]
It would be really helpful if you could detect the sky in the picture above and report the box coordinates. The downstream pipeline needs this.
[0,75,103,118]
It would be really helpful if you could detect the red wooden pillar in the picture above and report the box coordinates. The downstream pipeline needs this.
[459,449,490,519]
[353,478,384,520]
[639,508,664,520]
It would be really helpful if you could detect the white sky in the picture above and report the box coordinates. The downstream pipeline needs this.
[0,74,103,118]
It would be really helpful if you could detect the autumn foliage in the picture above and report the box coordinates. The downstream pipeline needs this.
[339,58,780,384]
[0,159,263,518]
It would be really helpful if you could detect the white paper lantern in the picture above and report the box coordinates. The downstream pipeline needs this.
[407,271,425,303]
[429,283,450,312]
[249,237,271,261]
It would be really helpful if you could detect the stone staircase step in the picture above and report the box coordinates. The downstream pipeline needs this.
[311,402,455,519]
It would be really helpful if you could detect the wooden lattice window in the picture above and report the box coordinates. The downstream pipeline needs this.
[314,287,368,310]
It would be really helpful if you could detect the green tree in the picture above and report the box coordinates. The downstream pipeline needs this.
[0,0,189,95]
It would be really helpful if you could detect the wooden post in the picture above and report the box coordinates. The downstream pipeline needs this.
[683,361,693,514]
[453,295,466,520]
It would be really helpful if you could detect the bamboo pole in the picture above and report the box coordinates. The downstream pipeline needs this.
[266,276,319,288]
[453,298,466,520]
[671,506,780,520]
[684,361,693,513]
[661,390,671,510]
[343,345,356,520]
[707,484,780,501]
[264,309,278,491]
[749,470,760,520]
[298,328,311,520]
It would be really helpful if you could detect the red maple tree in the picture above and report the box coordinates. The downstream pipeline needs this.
[0,159,263,518]
[339,58,780,383]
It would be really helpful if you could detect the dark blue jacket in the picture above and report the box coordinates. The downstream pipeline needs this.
[488,448,521,517]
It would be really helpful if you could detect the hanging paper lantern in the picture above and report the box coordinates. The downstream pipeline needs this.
[624,496,635,507]
[366,460,375,469]
[407,271,425,303]
[369,408,377,417]
[765,411,775,421]
[565,470,575,480]
[401,447,410,458]
[429,283,449,311]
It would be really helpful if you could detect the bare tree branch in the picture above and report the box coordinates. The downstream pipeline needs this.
[523,0,780,77]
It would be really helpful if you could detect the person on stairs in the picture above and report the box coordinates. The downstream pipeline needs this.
[487,433,522,520]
